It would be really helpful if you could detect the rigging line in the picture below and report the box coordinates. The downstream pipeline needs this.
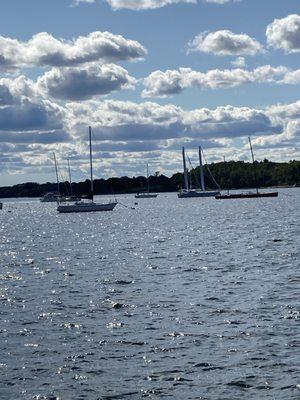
[202,151,221,191]
[90,130,116,200]
[186,154,200,188]
[54,157,69,195]
[58,168,70,195]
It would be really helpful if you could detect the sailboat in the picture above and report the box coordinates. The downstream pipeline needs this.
[57,127,117,213]
[135,164,158,198]
[215,137,278,199]
[40,154,79,203]
[40,153,66,203]
[64,158,81,202]
[178,147,220,198]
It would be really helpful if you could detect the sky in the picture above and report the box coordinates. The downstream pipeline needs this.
[0,0,299,185]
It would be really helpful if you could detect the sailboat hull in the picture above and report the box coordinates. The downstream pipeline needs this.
[135,193,158,198]
[178,190,220,198]
[57,202,117,213]
[215,192,278,199]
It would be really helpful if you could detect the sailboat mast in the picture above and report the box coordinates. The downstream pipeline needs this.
[147,163,150,193]
[224,156,230,195]
[53,152,60,196]
[182,147,189,190]
[89,126,94,199]
[67,158,73,196]
[198,146,205,191]
[248,137,258,194]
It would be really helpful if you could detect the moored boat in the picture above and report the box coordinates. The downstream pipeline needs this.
[135,193,158,198]
[40,192,61,202]
[135,164,158,198]
[57,126,117,213]
[215,191,278,199]
[178,146,220,198]
[57,201,117,213]
[215,137,278,200]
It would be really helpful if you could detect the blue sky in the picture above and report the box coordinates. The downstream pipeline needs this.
[0,0,299,185]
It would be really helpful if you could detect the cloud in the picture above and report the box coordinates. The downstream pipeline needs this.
[204,0,237,3]
[252,120,300,150]
[250,100,300,151]
[188,30,264,56]
[2,98,300,179]
[65,100,281,143]
[142,65,294,97]
[38,64,136,100]
[0,31,147,70]
[0,84,15,106]
[73,0,95,5]
[231,56,246,67]
[266,14,300,53]
[0,76,68,145]
[0,130,69,144]
[266,100,300,122]
[280,70,300,85]
[106,0,196,10]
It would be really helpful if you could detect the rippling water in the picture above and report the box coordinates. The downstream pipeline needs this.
[0,190,299,400]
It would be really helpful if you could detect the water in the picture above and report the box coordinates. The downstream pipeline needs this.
[0,190,299,400]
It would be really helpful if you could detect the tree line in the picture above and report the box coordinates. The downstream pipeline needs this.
[0,159,299,198]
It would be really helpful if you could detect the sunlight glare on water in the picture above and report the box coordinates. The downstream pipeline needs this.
[0,190,299,399]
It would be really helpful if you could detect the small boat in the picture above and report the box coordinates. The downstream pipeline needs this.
[40,193,80,203]
[40,192,61,202]
[40,156,80,203]
[0,202,2,210]
[178,147,220,198]
[57,201,117,213]
[135,164,158,198]
[135,193,158,198]
[215,137,278,200]
[57,126,117,213]
[215,191,278,199]
[64,159,81,202]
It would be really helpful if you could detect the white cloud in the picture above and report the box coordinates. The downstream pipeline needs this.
[252,120,300,149]
[231,56,246,67]
[251,100,300,150]
[142,65,295,97]
[0,31,147,70]
[2,96,300,178]
[106,0,196,10]
[280,69,300,85]
[266,100,300,123]
[73,0,95,5]
[38,64,136,100]
[65,99,281,143]
[0,76,68,144]
[204,0,236,3]
[74,0,240,9]
[188,30,264,56]
[266,14,300,53]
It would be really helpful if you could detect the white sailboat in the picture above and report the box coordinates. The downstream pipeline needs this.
[57,127,117,213]
[64,158,81,202]
[135,163,158,198]
[40,192,61,202]
[178,146,220,198]
[40,153,67,203]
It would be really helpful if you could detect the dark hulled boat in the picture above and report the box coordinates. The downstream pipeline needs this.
[215,191,278,200]
[215,137,278,200]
